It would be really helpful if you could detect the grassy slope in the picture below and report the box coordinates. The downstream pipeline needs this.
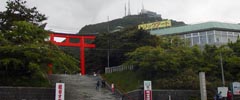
[102,70,142,93]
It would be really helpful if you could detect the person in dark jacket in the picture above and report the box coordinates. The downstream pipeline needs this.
[101,80,106,88]
[96,80,100,90]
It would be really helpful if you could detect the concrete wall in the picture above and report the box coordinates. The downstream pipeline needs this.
[122,89,240,100]
[122,89,200,100]
[0,87,55,100]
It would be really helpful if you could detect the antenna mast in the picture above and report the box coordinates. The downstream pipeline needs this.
[128,0,131,15]
[124,3,127,16]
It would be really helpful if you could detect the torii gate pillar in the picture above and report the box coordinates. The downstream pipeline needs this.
[49,33,96,75]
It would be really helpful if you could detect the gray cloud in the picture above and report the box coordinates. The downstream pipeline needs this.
[1,0,240,33]
[26,0,119,33]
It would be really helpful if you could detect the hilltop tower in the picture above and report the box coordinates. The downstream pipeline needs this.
[128,0,131,15]
[139,0,161,18]
[142,0,144,11]
[124,3,127,16]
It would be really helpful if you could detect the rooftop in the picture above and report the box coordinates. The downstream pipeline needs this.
[150,22,240,35]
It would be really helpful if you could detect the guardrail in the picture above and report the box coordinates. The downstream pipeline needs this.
[105,65,134,73]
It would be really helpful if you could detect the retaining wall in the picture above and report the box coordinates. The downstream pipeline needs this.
[122,89,199,100]
[0,87,55,100]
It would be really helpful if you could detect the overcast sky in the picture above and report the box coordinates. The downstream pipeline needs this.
[1,0,240,33]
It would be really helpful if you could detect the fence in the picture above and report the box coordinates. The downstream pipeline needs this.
[105,65,134,73]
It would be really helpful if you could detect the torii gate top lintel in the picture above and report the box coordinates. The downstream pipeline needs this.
[50,32,96,38]
[49,32,96,75]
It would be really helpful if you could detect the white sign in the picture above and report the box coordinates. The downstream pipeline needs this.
[217,87,228,97]
[144,81,152,100]
[232,82,240,95]
[55,83,65,100]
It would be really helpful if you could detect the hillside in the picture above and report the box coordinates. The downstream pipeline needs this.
[78,14,186,34]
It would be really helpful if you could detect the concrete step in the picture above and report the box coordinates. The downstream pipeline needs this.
[49,74,120,100]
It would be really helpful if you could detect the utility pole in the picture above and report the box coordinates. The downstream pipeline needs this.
[199,72,207,100]
[107,16,109,32]
[107,16,110,68]
[220,53,225,86]
[107,39,110,68]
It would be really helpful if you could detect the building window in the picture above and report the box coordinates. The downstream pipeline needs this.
[192,33,199,45]
[207,31,215,44]
[185,34,192,45]
[200,32,207,45]
[221,31,228,43]
[227,32,233,42]
[231,32,238,42]
[182,30,240,46]
[215,30,223,43]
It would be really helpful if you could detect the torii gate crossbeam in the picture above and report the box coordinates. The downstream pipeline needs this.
[49,33,96,75]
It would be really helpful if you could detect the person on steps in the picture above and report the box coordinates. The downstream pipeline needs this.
[101,80,106,88]
[96,80,100,91]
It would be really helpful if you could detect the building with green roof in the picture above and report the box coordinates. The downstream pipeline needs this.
[150,22,240,46]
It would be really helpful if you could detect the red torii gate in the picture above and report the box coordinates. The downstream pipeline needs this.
[49,33,96,75]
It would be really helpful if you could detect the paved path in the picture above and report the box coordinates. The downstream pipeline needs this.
[49,74,119,100]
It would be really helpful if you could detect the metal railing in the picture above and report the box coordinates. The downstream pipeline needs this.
[105,65,134,73]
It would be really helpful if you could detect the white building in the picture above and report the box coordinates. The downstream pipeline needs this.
[150,22,240,46]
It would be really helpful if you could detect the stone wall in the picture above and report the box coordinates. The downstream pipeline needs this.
[0,87,55,100]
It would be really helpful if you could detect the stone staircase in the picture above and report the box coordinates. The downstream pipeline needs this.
[49,74,120,100]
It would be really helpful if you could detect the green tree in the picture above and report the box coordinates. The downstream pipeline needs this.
[85,27,159,72]
[227,40,240,81]
[125,46,165,79]
[103,35,240,92]
[0,32,9,45]
[4,21,48,44]
[125,36,202,88]
[0,21,79,86]
[0,0,78,86]
[0,0,46,31]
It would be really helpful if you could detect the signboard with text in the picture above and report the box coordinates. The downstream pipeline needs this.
[217,87,228,97]
[138,20,171,30]
[144,81,152,100]
[232,82,240,95]
[55,83,65,100]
